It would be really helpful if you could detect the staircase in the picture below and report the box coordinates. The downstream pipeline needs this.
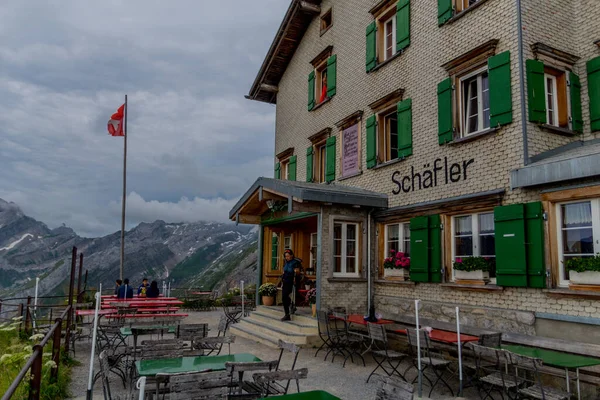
[229,306,320,348]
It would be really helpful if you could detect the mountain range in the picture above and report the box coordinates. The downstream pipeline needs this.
[0,198,258,298]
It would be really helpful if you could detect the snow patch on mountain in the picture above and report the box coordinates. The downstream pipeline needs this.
[0,233,34,251]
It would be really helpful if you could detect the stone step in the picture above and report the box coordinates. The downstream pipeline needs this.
[233,318,311,345]
[256,306,316,326]
[249,311,318,335]
[230,320,321,349]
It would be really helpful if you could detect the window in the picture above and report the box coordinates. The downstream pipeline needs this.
[315,60,328,105]
[545,74,558,126]
[384,223,410,259]
[557,200,600,286]
[543,68,568,128]
[452,212,496,280]
[333,222,359,277]
[308,50,336,111]
[366,0,410,72]
[459,67,490,136]
[456,0,482,12]
[320,9,332,34]
[280,159,289,180]
[284,234,293,251]
[316,143,326,183]
[377,108,398,162]
[382,14,396,61]
[271,233,279,271]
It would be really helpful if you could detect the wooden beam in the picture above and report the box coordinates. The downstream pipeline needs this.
[299,1,320,14]
[237,214,261,224]
[260,83,279,93]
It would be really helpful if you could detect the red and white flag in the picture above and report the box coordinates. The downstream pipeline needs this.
[107,104,125,136]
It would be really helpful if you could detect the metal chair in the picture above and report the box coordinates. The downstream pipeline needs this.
[366,323,407,383]
[373,374,415,400]
[470,343,521,400]
[192,315,232,356]
[252,368,309,397]
[406,328,455,397]
[177,323,209,355]
[98,350,133,399]
[506,351,570,400]
[331,312,365,367]
[315,310,347,362]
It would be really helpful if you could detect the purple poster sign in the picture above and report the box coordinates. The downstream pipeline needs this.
[342,124,359,176]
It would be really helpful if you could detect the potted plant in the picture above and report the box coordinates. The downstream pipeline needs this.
[453,257,491,285]
[258,283,278,306]
[303,278,313,290]
[566,254,600,289]
[305,288,317,317]
[383,250,410,280]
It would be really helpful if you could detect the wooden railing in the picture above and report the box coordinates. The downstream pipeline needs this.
[1,306,71,400]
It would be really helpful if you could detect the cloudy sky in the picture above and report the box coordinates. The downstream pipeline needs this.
[0,1,289,237]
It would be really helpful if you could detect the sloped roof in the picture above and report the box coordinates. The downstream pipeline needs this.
[229,177,388,220]
[246,0,322,104]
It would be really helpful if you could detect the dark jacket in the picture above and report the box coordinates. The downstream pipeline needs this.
[282,258,301,285]
[146,286,160,298]
[117,285,134,299]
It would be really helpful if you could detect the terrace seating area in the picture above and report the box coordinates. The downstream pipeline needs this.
[70,296,600,400]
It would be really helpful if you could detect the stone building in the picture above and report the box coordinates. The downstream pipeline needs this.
[230,0,600,352]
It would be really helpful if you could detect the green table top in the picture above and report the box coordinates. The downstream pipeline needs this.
[262,390,341,400]
[502,344,600,369]
[135,353,261,376]
[120,326,177,336]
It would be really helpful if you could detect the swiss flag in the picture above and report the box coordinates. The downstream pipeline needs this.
[107,104,125,136]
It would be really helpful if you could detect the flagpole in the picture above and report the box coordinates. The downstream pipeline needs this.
[119,94,128,281]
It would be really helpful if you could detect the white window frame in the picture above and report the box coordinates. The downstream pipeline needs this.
[382,14,396,61]
[545,73,559,127]
[458,0,481,11]
[333,222,360,277]
[383,222,410,260]
[284,234,293,251]
[451,211,495,282]
[459,66,490,137]
[556,199,600,287]
[280,159,289,180]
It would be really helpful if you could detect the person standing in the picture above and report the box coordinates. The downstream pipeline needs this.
[138,278,150,297]
[281,249,301,321]
[117,278,134,299]
[114,279,122,295]
[146,281,160,298]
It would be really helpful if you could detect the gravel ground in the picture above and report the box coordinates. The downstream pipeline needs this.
[68,311,479,399]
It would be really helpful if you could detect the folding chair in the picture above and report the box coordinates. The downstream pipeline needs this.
[406,328,455,397]
[330,312,365,367]
[366,323,407,383]
[252,368,309,397]
[506,351,570,400]
[192,316,232,356]
[165,370,232,400]
[470,344,521,400]
[177,323,209,355]
[373,374,414,400]
[225,360,279,396]
[98,350,133,399]
[315,310,347,363]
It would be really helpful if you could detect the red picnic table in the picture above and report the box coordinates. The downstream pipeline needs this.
[104,300,183,308]
[394,328,479,344]
[106,313,189,319]
[345,314,395,326]
[76,309,115,316]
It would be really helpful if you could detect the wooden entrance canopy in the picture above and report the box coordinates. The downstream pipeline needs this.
[229,178,388,224]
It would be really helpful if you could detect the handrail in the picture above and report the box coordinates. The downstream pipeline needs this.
[1,306,71,400]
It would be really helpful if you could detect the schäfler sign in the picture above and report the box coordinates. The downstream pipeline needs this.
[391,157,475,195]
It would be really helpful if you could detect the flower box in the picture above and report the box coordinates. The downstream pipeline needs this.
[569,271,600,291]
[384,268,410,280]
[455,270,489,285]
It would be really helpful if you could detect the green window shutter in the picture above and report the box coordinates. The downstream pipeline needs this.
[569,72,583,133]
[306,147,314,182]
[396,0,410,52]
[397,98,413,158]
[409,216,430,282]
[437,0,453,25]
[488,51,513,126]
[327,55,337,98]
[525,202,546,288]
[526,59,546,124]
[366,22,377,72]
[588,56,600,132]
[271,235,279,270]
[274,162,281,179]
[494,204,527,287]
[288,155,297,181]
[366,115,377,169]
[308,71,315,111]
[325,136,336,183]
[437,78,453,145]
[428,215,442,283]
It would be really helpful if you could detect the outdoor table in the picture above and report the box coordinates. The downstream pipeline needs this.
[76,309,115,316]
[106,300,184,308]
[394,328,479,344]
[262,390,341,399]
[503,344,600,399]
[106,313,189,319]
[338,314,395,356]
[135,353,262,376]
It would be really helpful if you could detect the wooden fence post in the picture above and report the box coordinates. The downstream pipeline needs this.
[51,317,62,381]
[28,345,43,400]
[25,296,32,336]
[18,303,23,333]
[64,246,77,355]
[77,253,84,303]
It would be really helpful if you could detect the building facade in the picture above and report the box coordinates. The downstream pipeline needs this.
[231,0,600,348]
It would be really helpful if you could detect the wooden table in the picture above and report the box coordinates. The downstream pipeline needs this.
[503,344,600,399]
[135,353,261,376]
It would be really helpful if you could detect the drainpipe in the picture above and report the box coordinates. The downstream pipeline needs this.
[367,212,371,312]
[517,0,529,166]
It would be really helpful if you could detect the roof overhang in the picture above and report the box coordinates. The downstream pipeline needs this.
[246,0,322,104]
[229,177,388,224]
[511,141,600,189]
